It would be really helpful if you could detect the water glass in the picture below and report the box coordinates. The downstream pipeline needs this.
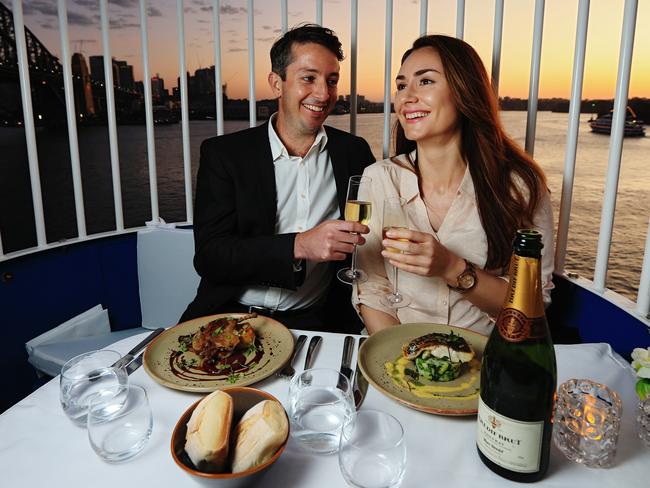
[553,378,622,468]
[288,368,355,454]
[60,349,128,426]
[339,410,406,488]
[87,384,153,463]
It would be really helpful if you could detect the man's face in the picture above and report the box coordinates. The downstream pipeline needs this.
[270,42,340,140]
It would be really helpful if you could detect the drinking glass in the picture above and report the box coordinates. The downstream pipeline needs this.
[288,368,355,454]
[380,197,411,308]
[87,384,153,463]
[339,410,407,488]
[59,349,128,427]
[337,175,373,284]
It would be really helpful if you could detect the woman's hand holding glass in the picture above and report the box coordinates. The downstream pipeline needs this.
[381,228,457,279]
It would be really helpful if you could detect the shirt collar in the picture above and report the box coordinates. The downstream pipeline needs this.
[268,112,328,161]
[398,150,475,201]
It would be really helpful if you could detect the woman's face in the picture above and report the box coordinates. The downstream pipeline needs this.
[394,47,460,143]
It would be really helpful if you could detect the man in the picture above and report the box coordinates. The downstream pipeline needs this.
[180,24,375,333]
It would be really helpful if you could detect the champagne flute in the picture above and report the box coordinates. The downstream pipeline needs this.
[380,197,411,308]
[337,175,372,284]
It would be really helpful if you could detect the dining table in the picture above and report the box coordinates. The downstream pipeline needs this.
[1,329,648,488]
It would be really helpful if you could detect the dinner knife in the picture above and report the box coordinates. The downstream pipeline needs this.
[353,337,369,410]
[112,327,164,370]
[303,335,322,370]
[337,336,355,391]
[339,336,355,382]
[125,352,144,375]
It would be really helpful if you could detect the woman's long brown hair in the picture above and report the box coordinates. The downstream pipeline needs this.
[394,35,548,271]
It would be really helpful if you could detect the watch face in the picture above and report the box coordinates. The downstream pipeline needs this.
[459,273,476,289]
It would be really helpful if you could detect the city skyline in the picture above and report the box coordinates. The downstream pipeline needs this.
[2,0,650,102]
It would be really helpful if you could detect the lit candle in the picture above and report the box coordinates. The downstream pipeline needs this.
[553,379,622,468]
[581,395,605,441]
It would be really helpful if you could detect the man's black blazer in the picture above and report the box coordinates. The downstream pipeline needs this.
[180,122,375,329]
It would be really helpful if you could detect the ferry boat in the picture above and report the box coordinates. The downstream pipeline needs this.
[0,0,649,419]
[589,107,646,136]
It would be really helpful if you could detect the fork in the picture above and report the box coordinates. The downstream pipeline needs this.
[276,334,307,379]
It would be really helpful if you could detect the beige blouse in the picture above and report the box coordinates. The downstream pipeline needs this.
[353,154,555,336]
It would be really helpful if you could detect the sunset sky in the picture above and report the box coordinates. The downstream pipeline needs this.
[4,0,650,102]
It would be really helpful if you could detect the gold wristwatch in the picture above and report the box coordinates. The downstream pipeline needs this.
[447,259,477,293]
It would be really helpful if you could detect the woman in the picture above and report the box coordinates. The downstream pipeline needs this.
[354,35,554,336]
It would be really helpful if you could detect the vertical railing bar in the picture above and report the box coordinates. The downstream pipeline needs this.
[524,0,545,156]
[139,0,159,222]
[419,0,428,36]
[213,0,224,135]
[636,219,650,318]
[247,0,256,127]
[456,0,465,39]
[491,0,504,96]
[57,0,86,238]
[350,0,358,135]
[382,0,393,158]
[281,0,288,33]
[316,0,323,26]
[176,0,192,222]
[593,0,638,292]
[12,0,46,246]
[99,0,124,230]
[555,0,590,274]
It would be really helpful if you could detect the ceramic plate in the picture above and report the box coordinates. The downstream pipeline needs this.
[358,323,487,416]
[143,313,294,392]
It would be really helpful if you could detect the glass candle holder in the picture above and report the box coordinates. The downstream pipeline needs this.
[638,396,650,448]
[553,379,622,468]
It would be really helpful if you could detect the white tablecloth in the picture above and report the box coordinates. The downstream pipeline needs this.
[1,332,648,488]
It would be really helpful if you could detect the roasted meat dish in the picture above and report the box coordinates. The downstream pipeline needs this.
[189,314,257,360]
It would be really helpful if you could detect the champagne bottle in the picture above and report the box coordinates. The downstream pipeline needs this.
[476,229,557,482]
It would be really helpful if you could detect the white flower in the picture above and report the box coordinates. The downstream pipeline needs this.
[631,347,650,378]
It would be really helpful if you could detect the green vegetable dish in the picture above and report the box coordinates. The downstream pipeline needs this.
[414,351,463,382]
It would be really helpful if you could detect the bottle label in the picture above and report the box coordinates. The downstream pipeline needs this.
[496,308,547,342]
[502,255,544,317]
[476,396,543,473]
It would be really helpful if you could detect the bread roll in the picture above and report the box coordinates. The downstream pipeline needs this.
[185,390,233,472]
[231,400,288,473]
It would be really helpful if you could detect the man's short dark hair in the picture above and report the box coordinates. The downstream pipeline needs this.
[270,24,344,80]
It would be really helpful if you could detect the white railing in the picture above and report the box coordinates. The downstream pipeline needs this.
[4,0,649,320]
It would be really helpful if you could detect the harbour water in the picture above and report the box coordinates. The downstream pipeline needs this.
[1,111,648,301]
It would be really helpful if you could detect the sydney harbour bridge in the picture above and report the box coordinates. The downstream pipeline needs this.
[0,2,141,127]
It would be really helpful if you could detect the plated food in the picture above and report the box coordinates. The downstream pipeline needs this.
[359,323,487,416]
[398,331,476,383]
[144,313,294,392]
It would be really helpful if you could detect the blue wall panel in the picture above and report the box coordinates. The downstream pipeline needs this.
[0,233,141,412]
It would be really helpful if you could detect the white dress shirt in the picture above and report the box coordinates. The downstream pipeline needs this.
[354,153,555,336]
[238,115,340,311]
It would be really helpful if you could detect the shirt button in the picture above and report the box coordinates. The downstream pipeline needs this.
[300,193,306,199]
[297,226,303,231]
[442,300,448,306]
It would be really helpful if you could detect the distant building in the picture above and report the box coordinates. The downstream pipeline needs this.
[89,55,104,83]
[118,63,135,91]
[71,52,95,117]
[151,74,165,104]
